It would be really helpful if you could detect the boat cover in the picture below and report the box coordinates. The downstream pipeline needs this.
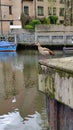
[0,41,15,46]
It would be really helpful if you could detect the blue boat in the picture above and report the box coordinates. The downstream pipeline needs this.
[0,41,16,52]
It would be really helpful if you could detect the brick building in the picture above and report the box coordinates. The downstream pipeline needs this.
[0,0,73,34]
[0,0,21,34]
[22,0,73,25]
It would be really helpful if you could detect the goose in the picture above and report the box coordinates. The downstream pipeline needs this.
[36,42,54,57]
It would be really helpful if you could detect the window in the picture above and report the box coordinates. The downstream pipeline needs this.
[10,21,13,25]
[9,6,12,15]
[48,0,56,2]
[48,0,51,1]
[60,0,65,4]
[37,0,43,1]
[52,36,63,39]
[48,7,52,15]
[24,6,29,15]
[53,0,56,2]
[38,6,44,16]
[60,8,64,16]
[60,20,64,24]
[67,0,70,7]
[53,7,56,15]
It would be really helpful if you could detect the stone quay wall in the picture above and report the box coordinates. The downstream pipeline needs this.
[16,25,73,46]
[1,25,73,46]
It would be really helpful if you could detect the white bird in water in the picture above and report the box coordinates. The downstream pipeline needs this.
[35,42,54,58]
[12,96,16,103]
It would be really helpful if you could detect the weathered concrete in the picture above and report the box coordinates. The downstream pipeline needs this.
[39,56,73,109]
[38,56,73,130]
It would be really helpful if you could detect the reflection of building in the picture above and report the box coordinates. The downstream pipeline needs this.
[0,0,21,34]
[0,61,25,103]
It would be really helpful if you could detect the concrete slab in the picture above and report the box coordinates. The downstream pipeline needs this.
[39,56,73,73]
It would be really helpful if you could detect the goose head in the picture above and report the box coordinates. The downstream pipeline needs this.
[35,42,41,47]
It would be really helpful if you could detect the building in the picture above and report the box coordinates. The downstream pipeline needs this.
[22,0,73,25]
[0,0,73,34]
[64,0,73,25]
[0,0,22,34]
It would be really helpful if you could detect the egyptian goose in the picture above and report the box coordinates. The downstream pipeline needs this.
[36,42,54,57]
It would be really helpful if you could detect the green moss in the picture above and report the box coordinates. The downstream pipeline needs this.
[45,73,55,99]
[48,90,55,99]
[55,69,73,78]
[38,64,42,74]
[45,87,55,99]
[38,64,73,99]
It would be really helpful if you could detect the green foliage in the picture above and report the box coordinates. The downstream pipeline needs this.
[24,25,34,30]
[20,13,58,30]
[49,15,58,24]
[30,19,41,29]
[40,17,50,24]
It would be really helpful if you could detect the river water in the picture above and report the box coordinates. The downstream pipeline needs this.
[0,50,71,130]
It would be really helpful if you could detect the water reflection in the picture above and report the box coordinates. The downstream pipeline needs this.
[0,50,48,130]
[0,110,44,130]
[0,52,16,62]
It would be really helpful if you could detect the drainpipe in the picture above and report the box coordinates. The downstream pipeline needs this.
[0,0,3,34]
[64,3,66,25]
[70,0,73,25]
[34,0,36,19]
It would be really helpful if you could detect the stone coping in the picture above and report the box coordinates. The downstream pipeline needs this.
[39,56,73,73]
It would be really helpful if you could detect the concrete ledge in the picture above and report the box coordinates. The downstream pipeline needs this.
[38,57,73,109]
[39,57,73,73]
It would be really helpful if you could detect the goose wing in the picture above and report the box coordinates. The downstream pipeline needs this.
[43,47,54,55]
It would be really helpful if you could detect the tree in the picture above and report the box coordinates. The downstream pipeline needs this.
[20,13,32,28]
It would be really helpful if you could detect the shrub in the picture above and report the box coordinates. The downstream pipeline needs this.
[49,15,58,24]
[40,17,50,24]
[30,19,41,29]
[24,25,34,30]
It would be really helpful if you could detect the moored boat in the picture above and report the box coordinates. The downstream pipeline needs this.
[0,41,16,52]
[63,47,73,54]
